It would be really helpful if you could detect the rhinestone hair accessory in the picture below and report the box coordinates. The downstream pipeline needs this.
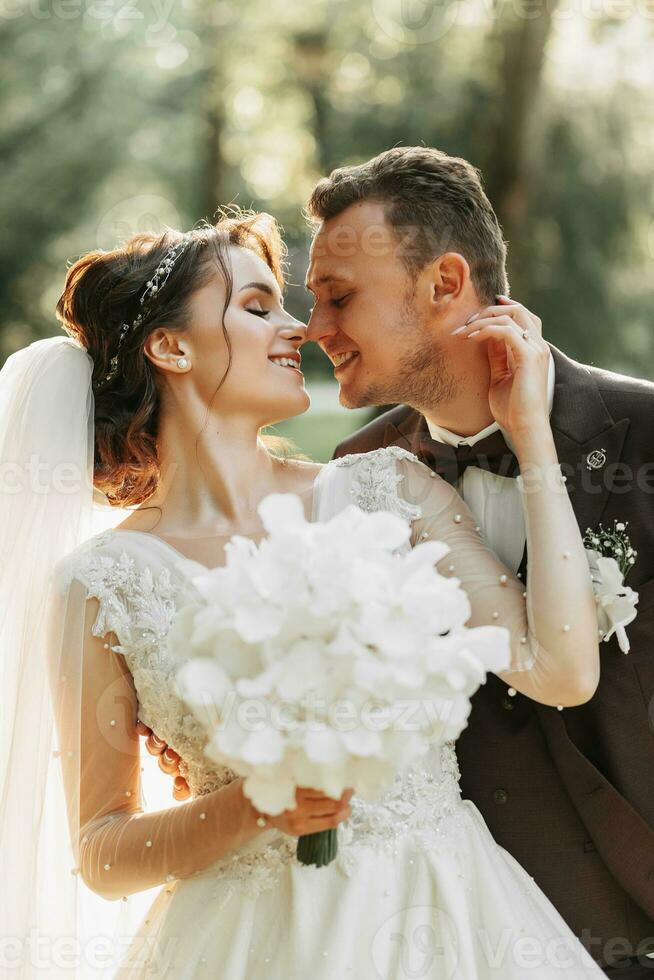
[95,236,192,389]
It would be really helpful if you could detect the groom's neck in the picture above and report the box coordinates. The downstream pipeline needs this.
[416,380,494,438]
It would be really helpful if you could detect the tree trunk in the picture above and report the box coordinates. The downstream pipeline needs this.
[293,30,331,174]
[482,0,559,285]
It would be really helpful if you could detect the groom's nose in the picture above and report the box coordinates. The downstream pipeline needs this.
[306,302,335,346]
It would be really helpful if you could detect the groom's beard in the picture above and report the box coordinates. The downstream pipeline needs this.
[354,312,458,412]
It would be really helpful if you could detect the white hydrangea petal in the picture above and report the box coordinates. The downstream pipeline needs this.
[304,726,349,766]
[257,493,307,533]
[174,658,233,726]
[341,726,383,757]
[242,774,297,816]
[403,539,450,569]
[239,726,285,765]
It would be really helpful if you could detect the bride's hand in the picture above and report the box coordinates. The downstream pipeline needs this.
[452,295,551,452]
[136,719,191,801]
[254,786,354,837]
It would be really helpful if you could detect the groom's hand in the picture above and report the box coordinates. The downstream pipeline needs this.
[136,719,191,801]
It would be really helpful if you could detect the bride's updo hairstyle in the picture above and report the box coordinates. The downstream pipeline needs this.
[56,210,286,507]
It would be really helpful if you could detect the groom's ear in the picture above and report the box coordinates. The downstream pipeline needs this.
[426,252,469,309]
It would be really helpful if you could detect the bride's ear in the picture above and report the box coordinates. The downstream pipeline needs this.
[143,328,191,375]
[428,252,469,308]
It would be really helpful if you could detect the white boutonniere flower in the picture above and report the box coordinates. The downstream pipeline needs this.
[583,520,639,654]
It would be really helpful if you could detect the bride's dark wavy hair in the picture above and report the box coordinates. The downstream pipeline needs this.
[56,209,292,509]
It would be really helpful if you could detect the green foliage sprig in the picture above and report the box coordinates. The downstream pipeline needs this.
[583,520,637,579]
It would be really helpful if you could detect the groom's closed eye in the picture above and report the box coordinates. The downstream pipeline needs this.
[331,294,353,308]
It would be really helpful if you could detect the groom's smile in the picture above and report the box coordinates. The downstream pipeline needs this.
[331,351,359,371]
[331,350,360,386]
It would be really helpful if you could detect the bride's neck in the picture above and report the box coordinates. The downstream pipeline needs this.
[142,409,278,531]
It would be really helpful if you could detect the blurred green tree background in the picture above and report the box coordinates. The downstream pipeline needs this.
[1,0,652,459]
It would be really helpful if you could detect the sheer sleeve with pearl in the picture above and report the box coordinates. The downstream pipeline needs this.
[397,451,600,706]
[336,447,600,708]
[47,572,266,902]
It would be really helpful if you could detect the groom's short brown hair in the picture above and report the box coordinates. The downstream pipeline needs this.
[306,146,509,304]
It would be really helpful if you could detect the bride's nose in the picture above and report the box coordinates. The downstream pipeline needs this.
[278,317,307,344]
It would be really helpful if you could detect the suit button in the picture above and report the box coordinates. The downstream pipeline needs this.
[583,841,596,853]
[501,698,514,711]
[493,789,509,805]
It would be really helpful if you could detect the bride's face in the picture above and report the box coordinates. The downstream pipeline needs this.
[177,246,309,427]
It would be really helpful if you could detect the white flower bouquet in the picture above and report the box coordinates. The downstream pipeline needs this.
[169,494,510,867]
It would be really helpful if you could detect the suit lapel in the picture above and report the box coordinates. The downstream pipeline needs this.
[383,406,430,455]
[518,344,630,581]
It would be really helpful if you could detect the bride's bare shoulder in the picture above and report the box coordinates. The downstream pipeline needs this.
[110,511,157,533]
[277,457,324,494]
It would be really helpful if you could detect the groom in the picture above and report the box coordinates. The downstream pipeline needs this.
[303,146,654,977]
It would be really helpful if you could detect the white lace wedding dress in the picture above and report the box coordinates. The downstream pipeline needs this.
[52,448,603,979]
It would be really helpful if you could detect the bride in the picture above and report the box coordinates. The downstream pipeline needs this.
[0,210,606,978]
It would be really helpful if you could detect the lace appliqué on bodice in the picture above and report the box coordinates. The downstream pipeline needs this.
[80,548,177,661]
[61,530,239,798]
[336,742,462,871]
[333,446,424,522]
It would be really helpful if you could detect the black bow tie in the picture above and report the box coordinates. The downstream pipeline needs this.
[413,428,520,485]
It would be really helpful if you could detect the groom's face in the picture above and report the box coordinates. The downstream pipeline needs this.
[305,201,456,410]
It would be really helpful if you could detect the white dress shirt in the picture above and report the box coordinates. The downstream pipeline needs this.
[425,353,556,573]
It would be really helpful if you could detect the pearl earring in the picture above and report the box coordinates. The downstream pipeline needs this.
[177,357,190,370]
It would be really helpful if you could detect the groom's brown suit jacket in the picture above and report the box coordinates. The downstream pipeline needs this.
[333,343,654,967]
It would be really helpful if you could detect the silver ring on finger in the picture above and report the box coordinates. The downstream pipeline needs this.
[522,329,529,339]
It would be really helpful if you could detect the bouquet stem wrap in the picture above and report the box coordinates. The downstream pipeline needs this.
[297,829,338,867]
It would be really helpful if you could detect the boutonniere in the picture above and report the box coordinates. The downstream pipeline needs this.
[583,520,639,654]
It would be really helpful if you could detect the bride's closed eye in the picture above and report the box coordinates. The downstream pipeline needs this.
[247,308,271,318]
